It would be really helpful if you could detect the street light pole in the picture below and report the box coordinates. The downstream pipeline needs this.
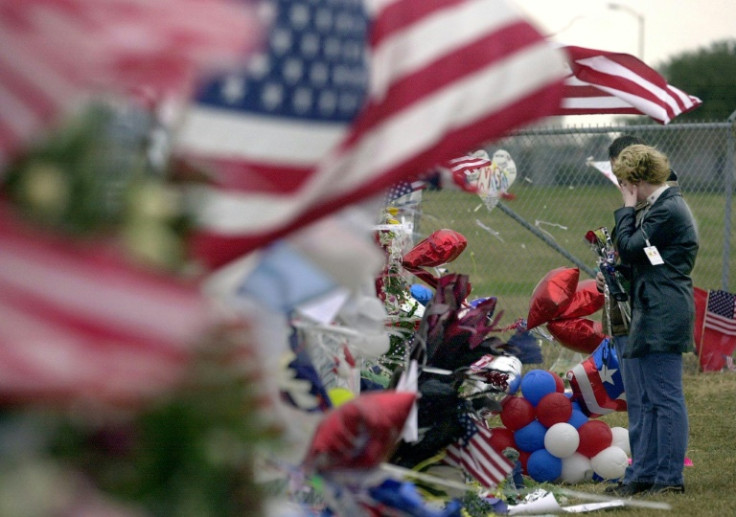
[607,3,645,61]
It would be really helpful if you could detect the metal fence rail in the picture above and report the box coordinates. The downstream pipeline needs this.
[417,120,735,323]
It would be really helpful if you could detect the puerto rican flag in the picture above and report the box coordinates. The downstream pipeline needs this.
[566,337,627,417]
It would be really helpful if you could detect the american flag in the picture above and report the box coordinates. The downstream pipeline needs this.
[0,0,261,170]
[566,337,627,417]
[383,179,426,204]
[699,289,736,371]
[444,411,514,489]
[559,45,702,124]
[0,207,209,406]
[178,0,568,269]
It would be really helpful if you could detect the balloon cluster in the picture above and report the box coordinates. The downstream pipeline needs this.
[491,369,630,484]
[526,267,607,354]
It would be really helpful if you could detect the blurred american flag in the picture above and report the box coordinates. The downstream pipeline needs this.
[178,0,568,269]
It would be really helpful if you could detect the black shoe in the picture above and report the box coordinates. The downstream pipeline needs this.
[607,481,653,496]
[646,484,685,495]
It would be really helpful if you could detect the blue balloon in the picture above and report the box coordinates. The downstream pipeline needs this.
[520,369,557,406]
[527,449,562,482]
[568,409,589,429]
[410,284,433,306]
[514,420,547,452]
[508,374,522,395]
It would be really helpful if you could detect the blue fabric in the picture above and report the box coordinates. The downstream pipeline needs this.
[410,284,434,306]
[238,241,336,313]
[625,351,688,486]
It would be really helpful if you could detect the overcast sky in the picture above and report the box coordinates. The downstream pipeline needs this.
[519,0,735,67]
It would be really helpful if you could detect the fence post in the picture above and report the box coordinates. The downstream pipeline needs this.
[724,111,736,291]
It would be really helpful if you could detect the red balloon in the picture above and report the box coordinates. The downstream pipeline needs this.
[576,420,613,458]
[489,426,517,454]
[547,318,608,354]
[402,229,467,268]
[500,396,535,431]
[557,278,605,319]
[526,267,580,330]
[548,370,565,393]
[303,391,416,472]
[535,392,573,428]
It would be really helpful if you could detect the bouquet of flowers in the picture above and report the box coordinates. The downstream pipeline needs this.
[584,227,631,329]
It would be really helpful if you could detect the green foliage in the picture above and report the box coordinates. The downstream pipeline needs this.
[660,39,736,121]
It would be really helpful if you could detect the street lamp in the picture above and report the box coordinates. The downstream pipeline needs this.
[607,3,645,61]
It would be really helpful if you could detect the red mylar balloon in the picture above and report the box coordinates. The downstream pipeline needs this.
[402,229,467,269]
[557,278,605,319]
[526,267,579,330]
[303,391,416,473]
[547,318,608,355]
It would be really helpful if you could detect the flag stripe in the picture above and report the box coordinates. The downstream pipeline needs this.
[558,46,702,124]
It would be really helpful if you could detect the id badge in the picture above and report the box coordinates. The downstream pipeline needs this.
[644,245,664,265]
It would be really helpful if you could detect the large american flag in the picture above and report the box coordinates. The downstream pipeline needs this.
[178,0,568,269]
[444,411,514,489]
[559,45,702,124]
[0,207,209,406]
[699,289,736,371]
[0,0,261,170]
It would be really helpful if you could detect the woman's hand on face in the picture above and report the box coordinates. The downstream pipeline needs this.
[619,179,637,207]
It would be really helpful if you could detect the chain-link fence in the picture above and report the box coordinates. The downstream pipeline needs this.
[415,120,735,324]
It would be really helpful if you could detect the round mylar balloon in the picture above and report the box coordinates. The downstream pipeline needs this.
[591,446,629,480]
[527,448,562,483]
[611,426,631,456]
[561,453,594,484]
[544,422,580,459]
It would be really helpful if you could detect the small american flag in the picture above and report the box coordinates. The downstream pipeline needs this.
[444,410,513,489]
[383,179,426,204]
[699,289,736,371]
[178,0,568,269]
[0,0,261,169]
[705,290,736,336]
[559,45,702,124]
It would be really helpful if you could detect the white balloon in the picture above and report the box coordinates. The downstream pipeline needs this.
[544,422,580,459]
[561,453,594,484]
[611,427,631,456]
[591,446,629,480]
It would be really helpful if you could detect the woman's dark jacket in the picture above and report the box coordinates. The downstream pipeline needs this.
[613,186,699,358]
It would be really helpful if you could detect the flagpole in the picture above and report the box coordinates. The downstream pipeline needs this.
[699,289,711,373]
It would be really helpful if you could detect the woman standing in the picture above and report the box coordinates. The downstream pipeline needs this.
[612,144,699,495]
